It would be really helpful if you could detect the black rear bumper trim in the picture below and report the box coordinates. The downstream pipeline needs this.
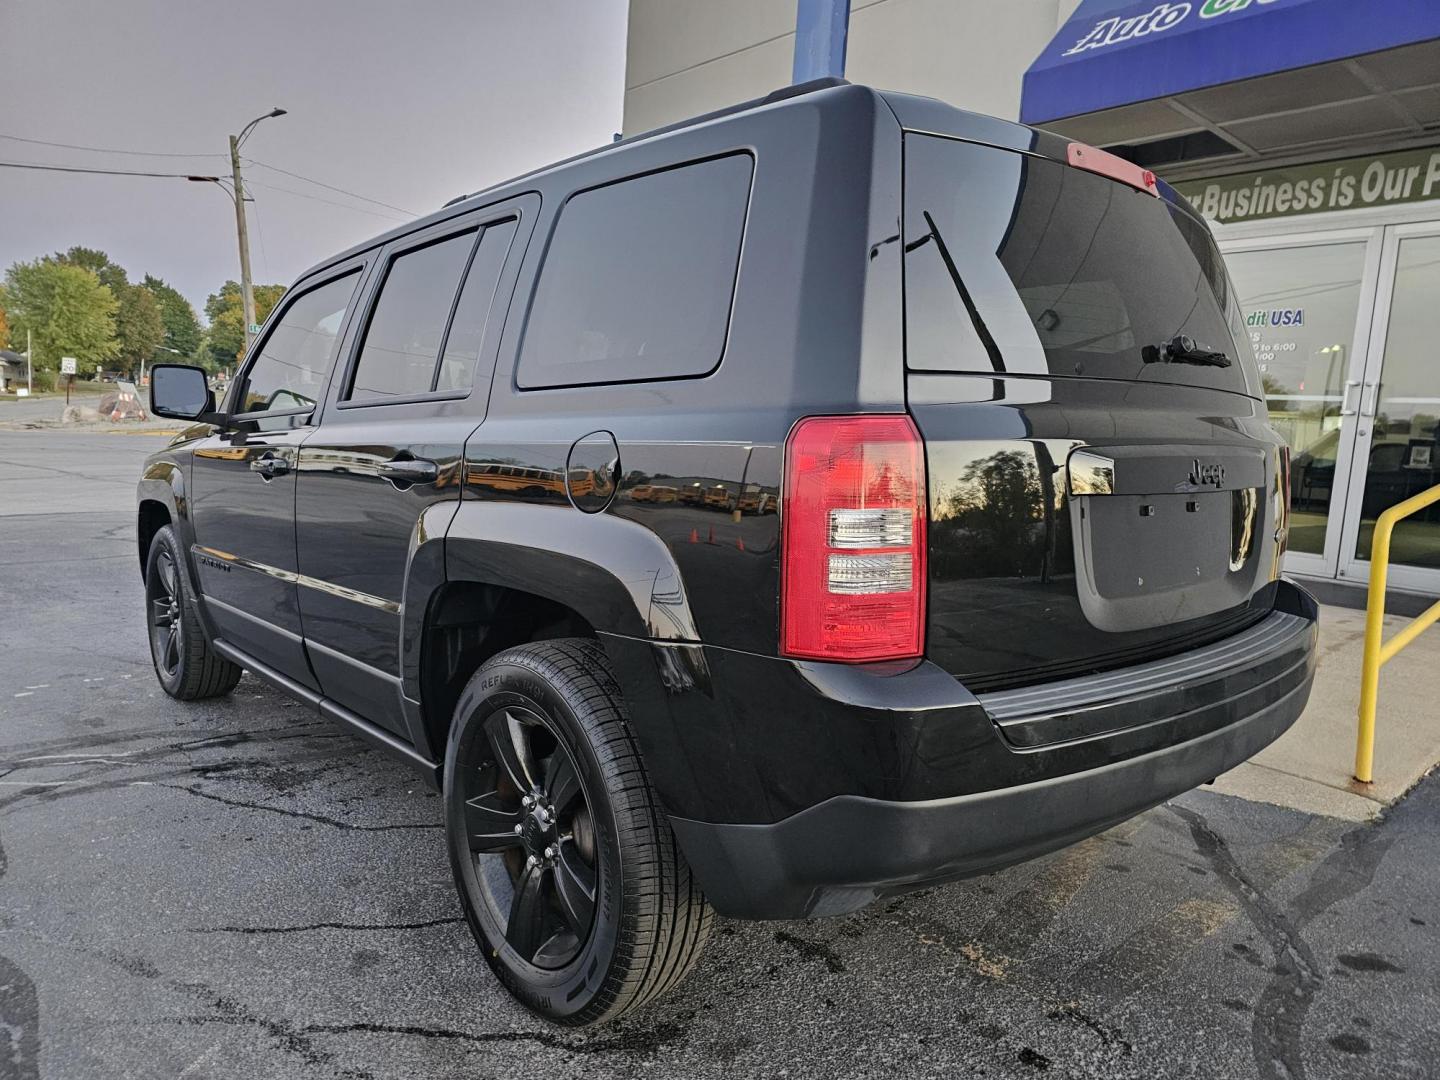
[671,667,1311,919]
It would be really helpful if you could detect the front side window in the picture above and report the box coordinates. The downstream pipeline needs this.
[240,272,358,414]
[517,154,753,389]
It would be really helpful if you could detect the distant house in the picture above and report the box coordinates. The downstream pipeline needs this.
[0,350,27,392]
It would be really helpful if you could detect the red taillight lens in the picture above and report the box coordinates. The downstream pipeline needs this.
[781,415,927,662]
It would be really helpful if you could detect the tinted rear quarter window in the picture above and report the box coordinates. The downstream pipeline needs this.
[437,219,519,393]
[517,153,753,389]
[904,135,1255,396]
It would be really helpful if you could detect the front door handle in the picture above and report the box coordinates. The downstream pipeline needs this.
[251,451,291,480]
[379,457,439,486]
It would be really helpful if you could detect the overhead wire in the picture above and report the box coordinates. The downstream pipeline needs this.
[0,132,416,220]
[0,132,224,158]
[242,179,411,223]
[0,160,217,179]
[243,157,417,216]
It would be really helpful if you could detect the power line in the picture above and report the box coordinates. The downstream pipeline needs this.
[0,132,224,158]
[243,179,409,223]
[0,131,414,218]
[250,197,272,280]
[0,159,403,227]
[0,160,218,180]
[244,157,416,216]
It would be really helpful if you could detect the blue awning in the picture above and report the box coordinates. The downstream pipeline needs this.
[1022,0,1440,126]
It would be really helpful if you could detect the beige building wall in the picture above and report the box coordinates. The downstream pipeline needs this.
[623,0,1085,136]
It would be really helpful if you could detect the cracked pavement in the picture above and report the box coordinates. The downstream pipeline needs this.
[1,429,1437,1079]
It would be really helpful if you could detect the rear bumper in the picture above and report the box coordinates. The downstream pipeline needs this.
[662,580,1318,919]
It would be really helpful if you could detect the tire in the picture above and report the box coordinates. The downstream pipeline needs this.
[144,525,242,700]
[444,637,712,1025]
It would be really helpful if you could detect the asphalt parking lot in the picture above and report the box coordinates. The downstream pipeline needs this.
[1,427,1437,1080]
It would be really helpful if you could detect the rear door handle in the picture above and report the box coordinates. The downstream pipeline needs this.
[251,451,291,480]
[379,457,439,485]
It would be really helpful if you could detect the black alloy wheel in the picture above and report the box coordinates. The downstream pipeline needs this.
[444,638,712,1025]
[459,704,598,968]
[147,546,185,682]
[143,525,242,700]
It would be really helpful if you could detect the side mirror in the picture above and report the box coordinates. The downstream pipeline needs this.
[150,364,222,423]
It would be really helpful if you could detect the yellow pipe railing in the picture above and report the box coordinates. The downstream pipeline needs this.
[1354,483,1440,784]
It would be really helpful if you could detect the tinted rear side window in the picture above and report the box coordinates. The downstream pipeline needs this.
[904,135,1256,396]
[348,230,477,402]
[517,154,753,389]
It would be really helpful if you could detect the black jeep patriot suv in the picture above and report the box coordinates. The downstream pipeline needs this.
[138,81,1318,1024]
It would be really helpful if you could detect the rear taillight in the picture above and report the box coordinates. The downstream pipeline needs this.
[781,415,926,662]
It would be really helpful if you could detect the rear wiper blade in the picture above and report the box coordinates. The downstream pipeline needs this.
[1142,334,1231,368]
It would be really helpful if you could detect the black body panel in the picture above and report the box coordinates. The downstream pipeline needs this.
[136,82,1319,922]
[672,649,1311,920]
[911,374,1286,690]
[188,425,316,687]
[604,579,1314,827]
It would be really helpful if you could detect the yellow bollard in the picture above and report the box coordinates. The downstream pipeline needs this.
[1353,517,1392,785]
[1353,483,1440,784]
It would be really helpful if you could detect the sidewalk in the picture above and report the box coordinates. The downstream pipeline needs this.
[1213,600,1440,820]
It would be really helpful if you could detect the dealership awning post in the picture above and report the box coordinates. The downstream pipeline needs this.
[792,0,851,83]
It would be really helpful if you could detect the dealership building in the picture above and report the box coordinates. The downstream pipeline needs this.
[624,0,1440,603]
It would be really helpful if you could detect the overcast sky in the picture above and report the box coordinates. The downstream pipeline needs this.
[0,0,628,317]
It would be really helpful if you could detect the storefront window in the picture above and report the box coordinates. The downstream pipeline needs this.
[1224,243,1367,557]
[1355,235,1440,570]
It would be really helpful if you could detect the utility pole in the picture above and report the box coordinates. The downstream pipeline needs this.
[26,329,32,396]
[229,133,257,358]
[205,107,286,360]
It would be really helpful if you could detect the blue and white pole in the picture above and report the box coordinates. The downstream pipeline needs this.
[792,0,852,83]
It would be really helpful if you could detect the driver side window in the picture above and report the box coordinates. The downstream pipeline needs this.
[239,271,360,414]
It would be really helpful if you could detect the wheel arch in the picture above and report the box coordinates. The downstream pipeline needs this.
[402,501,700,761]
[136,459,187,580]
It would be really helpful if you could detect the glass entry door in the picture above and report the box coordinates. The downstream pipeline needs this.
[1340,223,1440,593]
[1222,230,1382,580]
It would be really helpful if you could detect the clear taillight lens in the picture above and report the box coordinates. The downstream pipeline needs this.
[781,415,927,662]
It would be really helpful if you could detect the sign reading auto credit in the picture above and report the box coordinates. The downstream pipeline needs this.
[1175,147,1440,225]
[1063,0,1280,55]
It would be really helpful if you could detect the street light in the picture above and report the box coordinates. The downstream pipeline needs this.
[190,107,286,361]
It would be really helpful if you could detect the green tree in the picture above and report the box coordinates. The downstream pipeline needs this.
[3,259,119,384]
[140,274,202,362]
[0,293,10,350]
[53,246,128,292]
[204,280,285,368]
[114,283,165,372]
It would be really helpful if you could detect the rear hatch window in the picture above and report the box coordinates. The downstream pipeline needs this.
[904,134,1258,398]
[903,134,1285,693]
